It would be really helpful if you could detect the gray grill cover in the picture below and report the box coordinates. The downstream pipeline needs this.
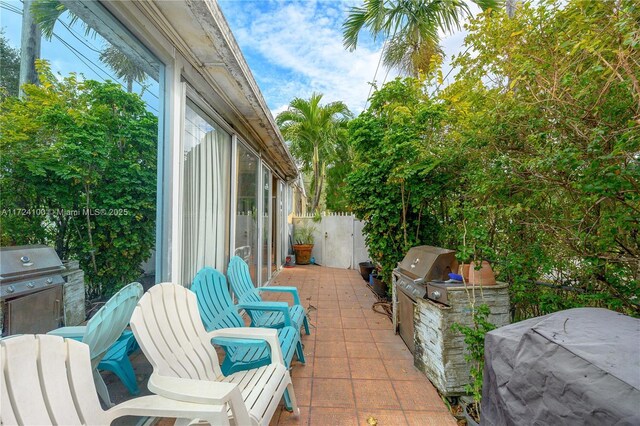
[482,308,640,425]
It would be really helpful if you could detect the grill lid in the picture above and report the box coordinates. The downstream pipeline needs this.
[396,245,456,282]
[0,245,65,284]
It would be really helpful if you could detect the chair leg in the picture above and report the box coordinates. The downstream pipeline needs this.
[92,368,114,408]
[303,316,310,335]
[286,381,300,417]
[295,341,305,364]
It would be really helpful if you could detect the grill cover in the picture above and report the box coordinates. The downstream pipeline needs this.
[396,245,456,282]
[482,308,640,426]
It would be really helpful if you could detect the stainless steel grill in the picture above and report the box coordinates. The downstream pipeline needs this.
[393,245,458,353]
[0,245,66,336]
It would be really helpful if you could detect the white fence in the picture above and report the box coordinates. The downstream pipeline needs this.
[292,213,370,269]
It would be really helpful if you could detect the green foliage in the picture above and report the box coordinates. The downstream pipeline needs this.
[452,304,496,407]
[277,93,352,213]
[346,77,459,281]
[0,32,20,97]
[347,0,640,318]
[342,0,499,75]
[0,62,157,298]
[294,223,316,245]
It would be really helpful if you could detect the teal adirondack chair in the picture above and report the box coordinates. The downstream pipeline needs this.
[190,267,305,376]
[227,256,310,335]
[48,282,144,406]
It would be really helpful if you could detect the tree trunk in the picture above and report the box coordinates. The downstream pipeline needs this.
[311,143,320,212]
[19,0,41,98]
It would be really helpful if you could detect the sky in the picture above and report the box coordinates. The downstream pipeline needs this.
[217,0,479,116]
[0,0,480,117]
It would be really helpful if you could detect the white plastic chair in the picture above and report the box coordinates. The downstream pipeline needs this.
[130,282,299,426]
[0,334,226,425]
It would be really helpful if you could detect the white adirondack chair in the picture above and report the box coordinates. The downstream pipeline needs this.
[130,283,298,426]
[0,334,229,425]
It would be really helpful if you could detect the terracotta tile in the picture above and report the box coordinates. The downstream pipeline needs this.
[375,342,413,360]
[275,406,310,425]
[313,357,351,378]
[341,308,365,318]
[391,381,448,411]
[352,380,400,410]
[309,407,358,426]
[315,316,343,329]
[291,358,314,378]
[311,378,355,408]
[314,327,345,342]
[382,358,426,381]
[339,300,362,310]
[349,358,389,380]
[357,410,408,426]
[317,299,343,308]
[403,411,458,426]
[370,330,399,343]
[366,317,393,330]
[316,308,341,318]
[341,317,370,330]
[343,329,373,343]
[315,341,347,358]
[292,377,312,406]
[346,342,380,359]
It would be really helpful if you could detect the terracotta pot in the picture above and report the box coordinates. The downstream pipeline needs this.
[293,244,314,265]
[468,260,496,285]
[459,264,471,282]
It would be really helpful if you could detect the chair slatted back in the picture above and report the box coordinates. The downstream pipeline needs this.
[130,283,223,381]
[83,282,143,370]
[227,256,264,323]
[191,267,245,331]
[0,335,108,425]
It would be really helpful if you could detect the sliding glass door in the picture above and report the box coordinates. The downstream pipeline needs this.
[234,143,260,283]
[181,101,231,285]
[261,165,272,283]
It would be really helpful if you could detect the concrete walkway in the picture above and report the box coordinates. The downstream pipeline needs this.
[268,265,456,426]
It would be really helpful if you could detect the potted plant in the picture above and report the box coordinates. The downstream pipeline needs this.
[293,224,316,265]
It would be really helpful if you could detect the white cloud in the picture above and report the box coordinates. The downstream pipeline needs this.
[220,1,399,114]
[219,1,483,113]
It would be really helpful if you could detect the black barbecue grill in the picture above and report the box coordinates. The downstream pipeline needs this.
[393,245,459,353]
[0,245,66,336]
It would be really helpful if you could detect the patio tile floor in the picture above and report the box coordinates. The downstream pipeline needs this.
[105,265,457,425]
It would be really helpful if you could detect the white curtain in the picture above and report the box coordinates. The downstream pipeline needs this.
[182,105,230,285]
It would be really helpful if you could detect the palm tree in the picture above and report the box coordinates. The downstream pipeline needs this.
[26,0,146,93]
[276,93,352,212]
[343,0,499,76]
[99,46,147,93]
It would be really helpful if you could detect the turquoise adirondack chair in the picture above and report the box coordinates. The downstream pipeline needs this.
[227,256,310,335]
[48,282,144,406]
[190,267,305,376]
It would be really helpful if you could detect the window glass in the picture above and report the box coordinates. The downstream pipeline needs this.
[182,101,231,285]
[234,143,259,283]
[1,1,163,298]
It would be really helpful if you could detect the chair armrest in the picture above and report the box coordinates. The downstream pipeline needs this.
[237,301,293,327]
[211,336,268,348]
[107,394,227,424]
[147,372,237,404]
[47,326,87,340]
[258,286,301,305]
[138,373,252,425]
[207,327,284,366]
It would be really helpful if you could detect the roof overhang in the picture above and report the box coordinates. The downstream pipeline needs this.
[84,0,300,180]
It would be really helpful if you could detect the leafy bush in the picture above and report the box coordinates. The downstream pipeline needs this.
[347,0,639,318]
[0,62,157,298]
